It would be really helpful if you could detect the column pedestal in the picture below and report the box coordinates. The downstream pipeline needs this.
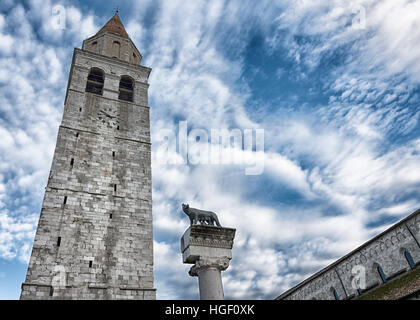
[181,225,236,300]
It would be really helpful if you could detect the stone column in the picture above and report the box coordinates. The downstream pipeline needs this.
[181,225,236,300]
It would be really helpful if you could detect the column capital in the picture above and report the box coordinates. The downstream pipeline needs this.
[189,257,231,277]
[181,225,236,264]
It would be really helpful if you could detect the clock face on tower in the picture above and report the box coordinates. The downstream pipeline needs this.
[97,107,120,128]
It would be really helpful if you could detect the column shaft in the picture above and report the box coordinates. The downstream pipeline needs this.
[197,267,224,300]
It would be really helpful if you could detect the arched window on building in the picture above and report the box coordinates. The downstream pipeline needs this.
[118,75,134,102]
[404,250,416,270]
[333,289,339,300]
[377,265,387,284]
[85,68,104,95]
[112,41,121,59]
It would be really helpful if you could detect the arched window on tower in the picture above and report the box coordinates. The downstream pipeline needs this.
[85,68,104,95]
[377,265,387,284]
[118,75,134,102]
[404,250,416,270]
[112,41,121,59]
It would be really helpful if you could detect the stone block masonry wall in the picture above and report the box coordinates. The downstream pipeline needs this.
[20,47,155,299]
[276,209,420,300]
[83,32,142,65]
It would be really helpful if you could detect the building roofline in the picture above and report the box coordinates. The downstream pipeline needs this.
[275,207,420,300]
[95,12,130,39]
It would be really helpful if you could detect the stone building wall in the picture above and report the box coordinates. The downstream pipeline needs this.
[83,32,142,65]
[21,42,155,299]
[276,209,420,300]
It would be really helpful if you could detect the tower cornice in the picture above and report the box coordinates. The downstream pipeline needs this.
[75,48,151,77]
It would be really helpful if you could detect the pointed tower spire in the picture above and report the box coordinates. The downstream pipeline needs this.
[95,11,129,39]
[82,11,142,65]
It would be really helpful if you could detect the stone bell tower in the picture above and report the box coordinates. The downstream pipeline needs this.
[20,12,155,299]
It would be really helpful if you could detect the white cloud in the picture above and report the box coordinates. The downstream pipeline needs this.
[0,212,37,263]
[0,33,13,54]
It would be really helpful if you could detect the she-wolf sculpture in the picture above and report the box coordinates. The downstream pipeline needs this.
[182,203,221,227]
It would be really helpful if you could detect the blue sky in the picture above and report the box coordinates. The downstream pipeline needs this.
[0,0,420,299]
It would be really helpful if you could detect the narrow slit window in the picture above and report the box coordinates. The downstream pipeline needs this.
[70,158,74,166]
[377,265,387,283]
[85,68,104,95]
[110,214,113,219]
[112,41,121,58]
[131,52,137,64]
[404,251,416,270]
[63,196,67,205]
[76,132,79,138]
[89,261,93,268]
[333,289,339,300]
[79,107,82,112]
[57,237,61,247]
[91,41,97,53]
[112,151,115,157]
[114,184,117,192]
[118,76,134,102]
[117,125,120,130]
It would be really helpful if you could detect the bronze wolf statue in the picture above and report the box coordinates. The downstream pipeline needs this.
[182,203,221,227]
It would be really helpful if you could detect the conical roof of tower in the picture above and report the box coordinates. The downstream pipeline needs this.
[95,11,129,39]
